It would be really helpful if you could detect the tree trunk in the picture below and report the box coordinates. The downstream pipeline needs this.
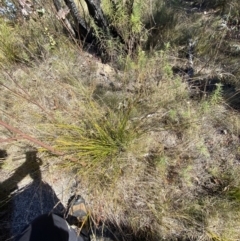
[84,0,108,32]
[53,0,136,61]
[63,0,94,42]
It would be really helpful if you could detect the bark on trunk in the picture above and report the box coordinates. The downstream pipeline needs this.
[63,0,94,42]
[84,0,108,32]
[53,0,135,60]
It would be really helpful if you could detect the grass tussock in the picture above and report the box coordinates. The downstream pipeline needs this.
[52,100,136,163]
[0,19,25,63]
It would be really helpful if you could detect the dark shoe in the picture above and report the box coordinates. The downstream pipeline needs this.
[65,194,90,241]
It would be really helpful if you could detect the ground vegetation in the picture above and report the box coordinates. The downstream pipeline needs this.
[1,0,240,240]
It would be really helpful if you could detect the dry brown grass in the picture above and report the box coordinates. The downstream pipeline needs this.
[1,1,240,241]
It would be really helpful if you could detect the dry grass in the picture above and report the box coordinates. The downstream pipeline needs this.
[1,1,240,240]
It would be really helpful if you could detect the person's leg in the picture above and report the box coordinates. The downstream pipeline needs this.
[15,213,84,241]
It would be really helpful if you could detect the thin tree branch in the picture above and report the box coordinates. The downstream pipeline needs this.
[0,119,63,156]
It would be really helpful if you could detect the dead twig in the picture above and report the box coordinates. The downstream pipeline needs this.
[0,119,63,156]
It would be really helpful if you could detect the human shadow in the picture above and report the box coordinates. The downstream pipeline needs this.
[0,149,159,241]
[0,149,65,241]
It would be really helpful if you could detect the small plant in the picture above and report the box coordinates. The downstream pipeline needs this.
[210,83,223,105]
[0,19,25,63]
[52,99,137,168]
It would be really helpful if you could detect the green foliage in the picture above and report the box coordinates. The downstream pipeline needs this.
[130,1,143,34]
[0,19,25,63]
[227,187,240,202]
[210,83,223,105]
[0,11,59,64]
[101,0,147,58]
[53,100,136,165]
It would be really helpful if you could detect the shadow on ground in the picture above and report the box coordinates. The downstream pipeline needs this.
[0,149,65,241]
[0,149,157,241]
